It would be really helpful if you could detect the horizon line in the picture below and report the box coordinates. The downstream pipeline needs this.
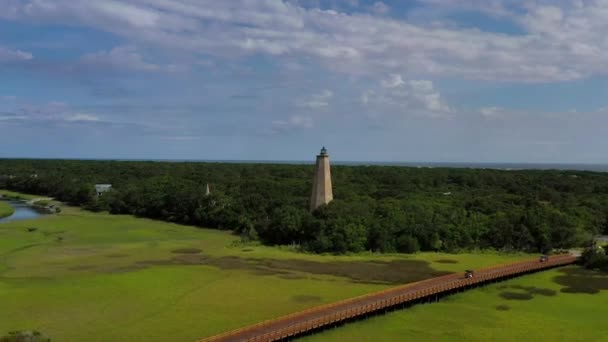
[1,157,607,167]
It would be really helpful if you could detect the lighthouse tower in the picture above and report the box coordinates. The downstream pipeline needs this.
[310,147,333,211]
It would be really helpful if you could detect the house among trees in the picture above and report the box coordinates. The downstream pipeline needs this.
[95,184,112,197]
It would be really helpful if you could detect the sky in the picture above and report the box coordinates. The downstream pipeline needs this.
[0,0,607,163]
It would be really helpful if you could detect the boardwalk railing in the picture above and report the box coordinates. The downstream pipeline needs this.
[199,254,578,342]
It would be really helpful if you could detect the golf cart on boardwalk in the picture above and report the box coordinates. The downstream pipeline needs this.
[464,270,475,279]
[539,255,549,263]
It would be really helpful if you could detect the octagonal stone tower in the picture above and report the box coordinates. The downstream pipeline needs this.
[310,147,333,212]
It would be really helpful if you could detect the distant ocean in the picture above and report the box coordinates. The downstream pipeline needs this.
[263,161,608,172]
[334,162,608,172]
[114,159,608,172]
[6,158,608,172]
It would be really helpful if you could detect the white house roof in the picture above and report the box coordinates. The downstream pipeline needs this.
[95,184,112,191]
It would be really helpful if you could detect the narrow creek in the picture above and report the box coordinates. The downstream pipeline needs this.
[0,200,48,223]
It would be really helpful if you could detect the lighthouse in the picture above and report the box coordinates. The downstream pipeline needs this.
[310,147,333,211]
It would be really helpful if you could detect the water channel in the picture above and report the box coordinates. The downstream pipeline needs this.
[0,200,48,223]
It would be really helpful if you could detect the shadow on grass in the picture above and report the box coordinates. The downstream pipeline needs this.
[500,292,533,300]
[499,285,556,301]
[553,267,608,295]
[68,265,96,271]
[105,253,128,258]
[0,330,50,342]
[510,285,557,296]
[170,248,202,254]
[106,252,450,285]
[293,295,322,303]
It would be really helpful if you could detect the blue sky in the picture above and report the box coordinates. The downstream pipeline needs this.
[1,0,607,163]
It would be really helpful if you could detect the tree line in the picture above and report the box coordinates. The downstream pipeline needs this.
[1,159,607,254]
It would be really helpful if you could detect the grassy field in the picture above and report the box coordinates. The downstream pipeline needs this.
[302,266,608,342]
[0,191,536,342]
[0,190,41,201]
[0,201,15,219]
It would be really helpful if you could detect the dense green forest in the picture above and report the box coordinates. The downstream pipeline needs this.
[1,159,607,254]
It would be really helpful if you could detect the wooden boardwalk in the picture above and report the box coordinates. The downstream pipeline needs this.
[199,254,578,342]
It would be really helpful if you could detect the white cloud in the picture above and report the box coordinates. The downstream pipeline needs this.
[415,0,515,18]
[80,46,161,72]
[381,74,405,88]
[272,115,313,131]
[480,106,504,118]
[0,113,26,121]
[197,59,215,67]
[2,1,608,82]
[0,46,33,62]
[90,1,162,29]
[5,101,108,124]
[369,2,390,15]
[298,89,333,109]
[65,114,101,122]
[363,74,450,116]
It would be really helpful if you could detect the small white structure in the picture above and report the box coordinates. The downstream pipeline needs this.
[95,184,112,197]
[205,183,211,196]
[595,235,608,245]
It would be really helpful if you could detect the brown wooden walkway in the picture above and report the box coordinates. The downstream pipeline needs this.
[199,254,578,342]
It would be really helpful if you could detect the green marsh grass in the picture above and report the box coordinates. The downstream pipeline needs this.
[0,201,14,219]
[1,191,537,341]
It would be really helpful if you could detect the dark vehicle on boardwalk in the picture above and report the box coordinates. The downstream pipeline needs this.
[464,270,474,278]
[539,255,549,262]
